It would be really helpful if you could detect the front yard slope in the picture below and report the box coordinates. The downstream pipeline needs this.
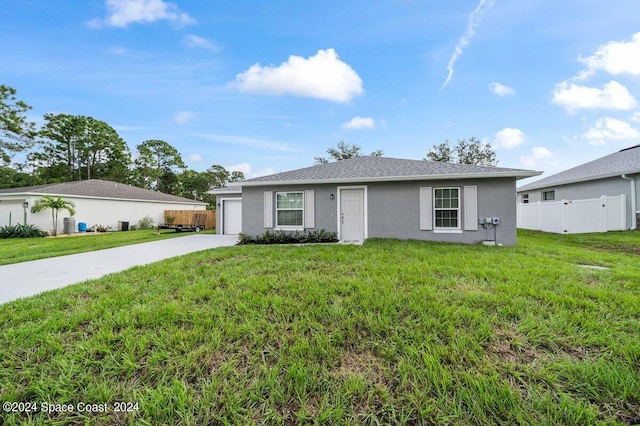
[1,232,638,424]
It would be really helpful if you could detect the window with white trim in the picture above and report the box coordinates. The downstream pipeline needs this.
[522,194,529,204]
[276,192,303,227]
[542,190,555,201]
[434,187,460,229]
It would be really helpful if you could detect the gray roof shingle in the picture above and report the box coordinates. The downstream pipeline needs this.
[239,156,539,186]
[0,179,206,204]
[517,144,640,192]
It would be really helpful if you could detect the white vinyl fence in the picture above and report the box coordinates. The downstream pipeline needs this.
[517,195,626,234]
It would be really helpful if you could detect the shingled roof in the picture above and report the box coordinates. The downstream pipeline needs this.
[518,144,640,192]
[239,156,540,186]
[0,179,206,205]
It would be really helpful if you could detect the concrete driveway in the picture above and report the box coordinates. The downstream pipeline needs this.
[0,234,238,305]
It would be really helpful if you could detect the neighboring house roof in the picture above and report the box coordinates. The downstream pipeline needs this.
[238,156,540,186]
[0,179,207,205]
[518,144,640,192]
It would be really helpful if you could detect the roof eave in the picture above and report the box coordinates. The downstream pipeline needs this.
[517,169,640,192]
[239,171,542,187]
[0,191,207,205]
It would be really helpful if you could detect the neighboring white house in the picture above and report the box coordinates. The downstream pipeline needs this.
[517,144,640,233]
[0,179,207,235]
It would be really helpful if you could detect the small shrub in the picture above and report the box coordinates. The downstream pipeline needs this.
[137,215,155,230]
[165,215,175,226]
[0,224,19,238]
[238,229,338,245]
[90,224,111,233]
[0,224,46,239]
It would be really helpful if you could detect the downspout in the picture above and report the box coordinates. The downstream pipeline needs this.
[621,174,637,230]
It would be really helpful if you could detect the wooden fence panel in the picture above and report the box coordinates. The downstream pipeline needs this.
[164,210,216,230]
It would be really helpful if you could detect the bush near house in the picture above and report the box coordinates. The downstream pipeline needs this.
[0,223,46,238]
[238,228,338,244]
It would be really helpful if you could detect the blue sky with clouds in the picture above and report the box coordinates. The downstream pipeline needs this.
[2,1,640,184]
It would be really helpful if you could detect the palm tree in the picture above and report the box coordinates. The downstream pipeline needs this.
[30,196,76,236]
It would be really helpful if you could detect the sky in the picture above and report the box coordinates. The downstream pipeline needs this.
[2,0,640,186]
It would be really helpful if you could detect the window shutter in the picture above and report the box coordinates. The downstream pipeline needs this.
[264,191,273,228]
[419,187,433,230]
[304,190,315,228]
[464,186,478,231]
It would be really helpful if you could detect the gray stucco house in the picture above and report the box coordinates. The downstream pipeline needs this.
[212,157,540,245]
[517,144,640,230]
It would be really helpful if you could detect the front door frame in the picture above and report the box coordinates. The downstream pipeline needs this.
[337,185,368,241]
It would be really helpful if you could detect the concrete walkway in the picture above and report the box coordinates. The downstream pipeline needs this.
[0,234,238,305]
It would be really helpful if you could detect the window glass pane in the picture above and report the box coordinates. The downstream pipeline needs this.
[436,210,458,228]
[277,210,303,226]
[277,192,303,208]
[434,188,460,229]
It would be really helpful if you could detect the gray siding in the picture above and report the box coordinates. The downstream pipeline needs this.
[242,185,338,236]
[242,177,519,245]
[518,174,638,229]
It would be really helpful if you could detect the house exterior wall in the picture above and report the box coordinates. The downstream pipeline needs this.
[242,185,338,236]
[0,194,205,235]
[0,196,29,227]
[517,174,639,229]
[241,177,518,245]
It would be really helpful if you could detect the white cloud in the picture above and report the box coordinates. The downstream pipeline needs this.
[226,162,274,179]
[632,112,640,123]
[583,117,640,146]
[532,146,552,159]
[552,80,637,113]
[188,153,202,162]
[107,46,129,55]
[489,82,515,97]
[233,49,364,103]
[175,111,194,124]
[441,0,495,89]
[182,35,219,51]
[89,0,195,28]
[520,156,536,168]
[520,147,554,168]
[578,32,640,79]
[494,128,525,149]
[341,116,376,130]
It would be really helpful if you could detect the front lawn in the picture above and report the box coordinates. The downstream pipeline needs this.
[0,232,638,424]
[0,229,214,266]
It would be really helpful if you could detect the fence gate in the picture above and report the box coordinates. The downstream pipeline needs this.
[517,195,626,234]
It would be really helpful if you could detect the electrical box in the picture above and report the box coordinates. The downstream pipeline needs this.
[478,217,485,225]
[492,217,500,225]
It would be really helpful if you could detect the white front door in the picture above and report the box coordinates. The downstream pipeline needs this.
[340,188,365,241]
[222,199,242,234]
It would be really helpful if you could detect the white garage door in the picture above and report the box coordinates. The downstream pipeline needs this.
[222,199,242,234]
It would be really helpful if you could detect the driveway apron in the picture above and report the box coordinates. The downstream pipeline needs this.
[0,234,238,305]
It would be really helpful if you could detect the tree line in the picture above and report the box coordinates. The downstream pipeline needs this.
[0,85,243,206]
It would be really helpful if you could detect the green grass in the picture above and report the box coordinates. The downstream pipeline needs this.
[0,229,215,265]
[1,231,639,425]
